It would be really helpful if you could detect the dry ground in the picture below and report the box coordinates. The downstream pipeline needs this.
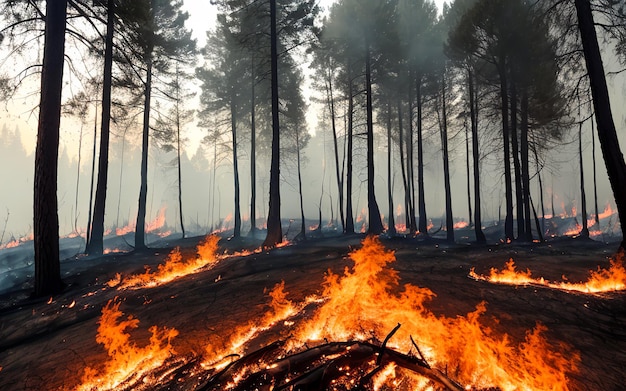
[0,233,624,390]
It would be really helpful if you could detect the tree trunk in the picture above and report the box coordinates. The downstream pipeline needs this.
[345,79,355,234]
[34,0,66,297]
[176,95,185,239]
[263,0,282,248]
[296,131,306,240]
[591,115,600,225]
[520,91,532,241]
[231,93,241,238]
[468,69,486,243]
[575,0,626,251]
[397,99,410,230]
[578,121,590,238]
[85,104,97,248]
[509,81,524,239]
[86,0,114,255]
[250,57,257,235]
[416,77,428,235]
[465,119,472,226]
[499,61,514,241]
[386,99,396,235]
[327,70,344,232]
[135,57,152,251]
[365,43,384,235]
[440,73,454,243]
[407,73,417,233]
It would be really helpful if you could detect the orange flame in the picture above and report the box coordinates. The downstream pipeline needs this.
[109,235,220,290]
[470,255,626,293]
[453,220,469,229]
[288,236,578,389]
[76,299,178,391]
[145,206,167,233]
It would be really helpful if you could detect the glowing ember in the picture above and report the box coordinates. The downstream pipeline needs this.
[109,235,220,290]
[76,299,178,391]
[470,255,626,293]
[453,220,469,229]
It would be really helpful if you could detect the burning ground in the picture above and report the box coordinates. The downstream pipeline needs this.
[0,234,625,390]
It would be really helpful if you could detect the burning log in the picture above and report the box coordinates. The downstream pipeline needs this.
[197,338,466,391]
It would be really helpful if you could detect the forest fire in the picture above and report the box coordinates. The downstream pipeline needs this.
[469,255,626,293]
[107,235,220,290]
[75,236,580,390]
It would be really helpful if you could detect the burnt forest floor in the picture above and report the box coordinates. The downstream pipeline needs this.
[0,232,625,390]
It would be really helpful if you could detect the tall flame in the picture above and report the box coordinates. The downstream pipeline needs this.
[470,255,626,293]
[290,236,578,390]
[76,299,178,391]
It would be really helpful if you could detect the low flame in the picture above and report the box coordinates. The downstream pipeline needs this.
[76,299,178,391]
[470,255,626,293]
[108,235,220,290]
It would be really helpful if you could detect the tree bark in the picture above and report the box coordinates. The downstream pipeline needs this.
[386,99,396,235]
[231,93,241,238]
[327,69,344,232]
[499,61,514,241]
[509,80,524,239]
[397,99,410,229]
[440,73,454,243]
[135,57,153,251]
[263,0,282,247]
[416,77,428,235]
[176,85,185,239]
[34,0,67,296]
[365,43,384,235]
[468,69,486,243]
[345,79,355,234]
[574,0,626,250]
[578,121,590,238]
[520,91,533,241]
[86,0,114,255]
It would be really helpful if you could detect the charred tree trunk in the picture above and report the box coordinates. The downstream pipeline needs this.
[250,58,257,235]
[578,121,590,238]
[509,81,524,239]
[520,91,532,241]
[176,91,185,239]
[135,57,153,251]
[407,73,417,233]
[575,0,626,250]
[416,77,428,235]
[86,0,114,255]
[468,69,486,243]
[591,116,600,226]
[440,73,454,243]
[365,44,384,235]
[296,131,306,240]
[231,94,241,238]
[397,99,410,230]
[85,104,97,248]
[465,120,472,227]
[34,0,67,297]
[499,61,514,242]
[345,80,355,234]
[263,0,282,248]
[386,99,396,235]
[327,71,344,232]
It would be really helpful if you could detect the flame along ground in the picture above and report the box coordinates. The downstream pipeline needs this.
[469,255,626,293]
[107,235,220,290]
[77,236,580,390]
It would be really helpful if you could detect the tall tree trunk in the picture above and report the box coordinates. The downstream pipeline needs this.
[345,80,355,234]
[263,0,282,247]
[468,69,486,243]
[85,104,97,248]
[74,124,83,233]
[440,73,454,243]
[465,119,472,226]
[231,94,241,238]
[578,121,590,238]
[416,77,428,235]
[509,81,524,239]
[250,57,257,235]
[575,0,626,250]
[407,73,417,232]
[532,142,546,234]
[34,0,66,296]
[591,115,600,225]
[296,131,306,239]
[365,44,384,234]
[499,61,514,241]
[135,57,153,251]
[176,97,185,239]
[397,99,410,229]
[520,91,532,241]
[86,0,114,255]
[386,99,396,235]
[327,70,344,232]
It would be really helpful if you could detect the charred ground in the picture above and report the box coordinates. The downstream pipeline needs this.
[0,232,625,390]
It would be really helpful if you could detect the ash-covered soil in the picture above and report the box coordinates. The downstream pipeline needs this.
[0,232,624,390]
